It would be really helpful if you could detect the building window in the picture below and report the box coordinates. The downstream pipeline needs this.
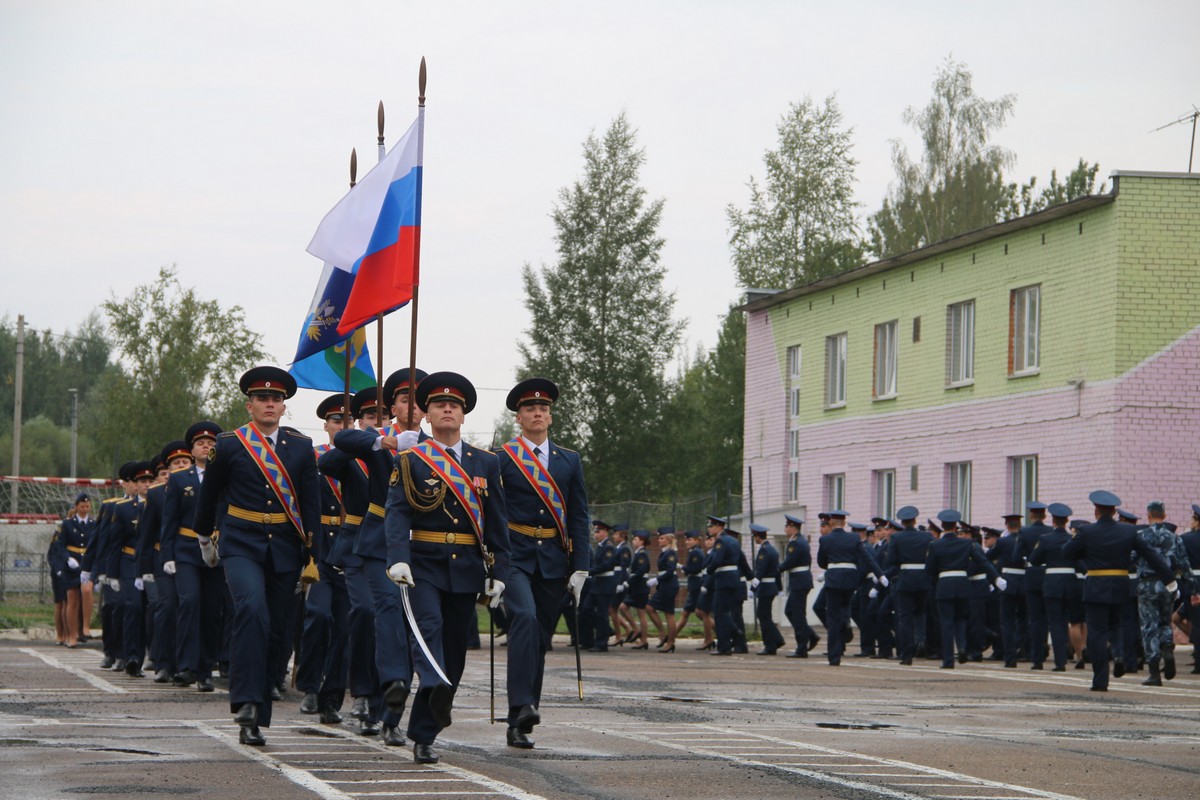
[1010,455,1038,517]
[947,462,971,522]
[787,469,799,503]
[825,473,845,510]
[1011,285,1040,374]
[788,430,800,459]
[874,469,896,519]
[787,345,801,416]
[873,320,898,399]
[825,333,847,408]
[946,300,975,386]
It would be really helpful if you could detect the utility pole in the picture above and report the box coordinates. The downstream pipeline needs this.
[69,388,78,478]
[11,314,24,513]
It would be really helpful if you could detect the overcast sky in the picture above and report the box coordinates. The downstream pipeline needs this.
[3,1,1197,450]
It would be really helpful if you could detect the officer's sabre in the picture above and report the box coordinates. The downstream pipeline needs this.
[573,594,584,700]
[399,585,451,685]
[489,603,495,723]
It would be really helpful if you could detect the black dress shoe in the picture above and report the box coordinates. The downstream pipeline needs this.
[514,704,540,730]
[1164,651,1176,680]
[300,693,320,714]
[710,650,732,656]
[385,680,410,715]
[359,721,381,736]
[1004,660,1017,668]
[197,678,215,692]
[239,726,266,746]
[786,650,808,658]
[270,685,283,701]
[153,668,171,683]
[382,725,405,746]
[1090,685,1107,692]
[808,635,821,653]
[899,658,912,665]
[112,659,127,672]
[319,707,343,725]
[1030,663,1044,670]
[957,653,968,664]
[125,661,144,678]
[426,684,454,729]
[1052,665,1066,672]
[506,727,534,748]
[234,703,258,727]
[853,651,874,658]
[99,656,114,669]
[350,696,369,720]
[1190,663,1200,675]
[940,663,955,669]
[173,669,196,686]
[1113,661,1126,678]
[413,743,439,764]
[757,649,777,656]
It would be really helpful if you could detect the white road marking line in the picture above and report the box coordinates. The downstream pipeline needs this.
[326,779,473,784]
[19,647,128,694]
[191,720,356,800]
[848,660,1200,697]
[344,794,502,797]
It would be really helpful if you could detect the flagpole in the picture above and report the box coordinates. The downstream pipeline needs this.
[344,148,358,429]
[405,57,426,429]
[375,100,386,391]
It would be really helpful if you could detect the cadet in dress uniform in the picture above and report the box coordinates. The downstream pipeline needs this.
[924,510,1003,668]
[383,372,510,764]
[161,421,224,693]
[1117,507,1145,672]
[141,442,193,682]
[612,528,636,645]
[1062,490,1177,692]
[626,531,653,648]
[987,513,1027,667]
[296,394,353,723]
[707,521,747,656]
[110,461,154,677]
[587,522,617,651]
[1015,502,1051,670]
[751,524,784,655]
[81,468,132,670]
[1026,503,1077,671]
[676,530,708,645]
[1134,501,1192,686]
[1183,506,1200,673]
[886,506,931,665]
[779,514,817,658]
[694,530,718,650]
[648,527,679,652]
[57,493,94,648]
[192,367,321,745]
[816,512,885,665]
[493,377,590,749]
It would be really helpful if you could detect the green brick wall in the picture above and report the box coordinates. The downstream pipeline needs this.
[766,178,1200,427]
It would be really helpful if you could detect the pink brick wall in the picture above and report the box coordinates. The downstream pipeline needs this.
[744,309,788,503]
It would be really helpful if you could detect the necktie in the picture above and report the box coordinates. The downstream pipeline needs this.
[448,448,460,463]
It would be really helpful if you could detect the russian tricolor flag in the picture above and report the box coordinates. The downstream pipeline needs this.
[307,109,424,337]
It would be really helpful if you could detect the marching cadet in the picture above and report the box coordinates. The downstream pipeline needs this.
[493,377,590,749]
[110,461,154,677]
[161,421,223,693]
[675,530,709,648]
[886,506,932,665]
[383,371,510,764]
[1068,519,1091,668]
[626,531,653,648]
[751,523,784,655]
[57,492,93,648]
[140,442,192,682]
[707,520,747,656]
[1134,501,1192,686]
[1184,506,1200,673]
[988,513,1027,667]
[648,526,679,652]
[816,511,885,666]
[612,527,636,645]
[962,524,991,661]
[694,529,718,650]
[779,514,818,658]
[81,466,131,670]
[1063,490,1177,692]
[1027,503,1077,671]
[924,510,1003,668]
[48,519,68,645]
[296,394,353,723]
[335,369,427,738]
[586,521,617,651]
[192,367,321,745]
[1117,507,1145,673]
[1016,502,1051,670]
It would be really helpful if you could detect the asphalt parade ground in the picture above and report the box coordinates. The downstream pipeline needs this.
[2,638,1199,800]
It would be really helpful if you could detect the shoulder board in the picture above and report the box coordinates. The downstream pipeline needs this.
[170,464,191,474]
[282,427,311,440]
[115,498,133,505]
[553,445,579,455]
[217,431,237,440]
[102,497,121,504]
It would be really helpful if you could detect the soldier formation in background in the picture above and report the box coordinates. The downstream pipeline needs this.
[49,365,1200,759]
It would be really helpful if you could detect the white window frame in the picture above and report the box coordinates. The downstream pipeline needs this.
[947,462,972,522]
[787,344,802,417]
[825,473,845,510]
[873,320,898,400]
[874,469,896,519]
[1011,285,1041,375]
[947,300,975,387]
[1010,455,1038,517]
[825,333,847,408]
[787,469,800,504]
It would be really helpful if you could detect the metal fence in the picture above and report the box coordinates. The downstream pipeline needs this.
[0,552,51,602]
[590,492,743,532]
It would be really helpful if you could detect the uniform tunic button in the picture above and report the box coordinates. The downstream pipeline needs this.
[451,554,457,560]
[453,519,459,524]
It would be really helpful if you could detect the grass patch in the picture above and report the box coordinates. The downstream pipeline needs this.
[0,597,57,630]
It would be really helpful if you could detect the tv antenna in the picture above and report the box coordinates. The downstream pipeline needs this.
[1152,106,1199,172]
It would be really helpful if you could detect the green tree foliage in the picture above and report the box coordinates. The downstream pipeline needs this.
[0,415,86,477]
[868,58,1017,258]
[519,114,683,503]
[727,95,863,289]
[83,266,268,475]
[1006,159,1105,218]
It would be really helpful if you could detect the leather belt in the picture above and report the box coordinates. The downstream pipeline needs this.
[1088,569,1128,577]
[368,503,386,518]
[969,574,986,581]
[1192,569,1200,576]
[758,577,776,583]
[343,514,364,527]
[121,546,135,556]
[1002,567,1026,574]
[788,566,810,573]
[66,545,85,554]
[715,565,738,573]
[179,527,199,539]
[411,529,477,546]
[510,522,558,539]
[1045,567,1075,575]
[320,515,341,526]
[827,562,856,570]
[900,563,924,570]
[938,570,967,578]
[593,570,615,577]
[227,505,288,525]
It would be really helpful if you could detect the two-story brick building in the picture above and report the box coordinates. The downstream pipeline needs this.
[741,171,1200,537]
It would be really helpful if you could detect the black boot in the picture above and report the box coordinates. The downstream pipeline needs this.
[1163,645,1176,680]
[1142,659,1162,686]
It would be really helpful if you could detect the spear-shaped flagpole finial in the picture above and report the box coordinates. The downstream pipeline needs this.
[419,56,426,107]
[377,101,385,146]
[350,148,358,188]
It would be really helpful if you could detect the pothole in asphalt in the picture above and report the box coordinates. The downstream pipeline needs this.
[65,787,200,795]
[296,727,342,738]
[658,695,709,703]
[814,722,897,730]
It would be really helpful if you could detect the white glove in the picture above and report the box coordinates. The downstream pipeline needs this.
[109,578,121,592]
[67,557,80,570]
[568,570,587,600]
[163,560,176,576]
[869,587,879,599]
[879,575,890,588]
[647,577,659,588]
[485,578,506,609]
[1166,580,1179,595]
[199,538,219,568]
[746,584,754,600]
[134,578,144,591]
[617,583,627,593]
[387,562,414,586]
[56,570,63,577]
[699,586,708,595]
[142,573,154,583]
[80,571,92,584]
[995,577,1008,592]
[96,573,106,584]
[751,578,761,589]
